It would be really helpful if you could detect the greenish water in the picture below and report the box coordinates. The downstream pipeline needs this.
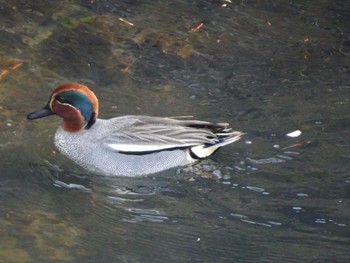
[0,1,349,262]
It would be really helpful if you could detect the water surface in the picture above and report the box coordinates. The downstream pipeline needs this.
[0,0,349,262]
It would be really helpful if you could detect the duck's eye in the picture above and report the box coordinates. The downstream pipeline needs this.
[55,95,68,104]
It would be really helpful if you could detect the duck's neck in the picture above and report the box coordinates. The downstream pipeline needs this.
[62,114,97,132]
[60,107,86,132]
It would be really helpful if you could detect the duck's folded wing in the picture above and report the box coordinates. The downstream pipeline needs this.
[102,118,222,154]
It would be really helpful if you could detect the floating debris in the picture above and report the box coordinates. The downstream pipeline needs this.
[192,22,204,32]
[0,60,23,80]
[296,193,309,197]
[221,0,232,8]
[282,139,318,150]
[118,17,134,26]
[286,130,302,138]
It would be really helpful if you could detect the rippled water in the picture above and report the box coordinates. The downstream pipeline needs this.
[0,0,349,262]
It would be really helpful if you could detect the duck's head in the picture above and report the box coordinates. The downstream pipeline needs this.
[27,83,99,132]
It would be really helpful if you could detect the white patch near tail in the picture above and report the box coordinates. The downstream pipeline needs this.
[186,131,244,161]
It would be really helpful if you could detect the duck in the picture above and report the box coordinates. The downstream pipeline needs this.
[27,83,243,176]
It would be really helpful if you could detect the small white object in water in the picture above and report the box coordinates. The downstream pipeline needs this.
[296,193,309,197]
[286,130,302,138]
